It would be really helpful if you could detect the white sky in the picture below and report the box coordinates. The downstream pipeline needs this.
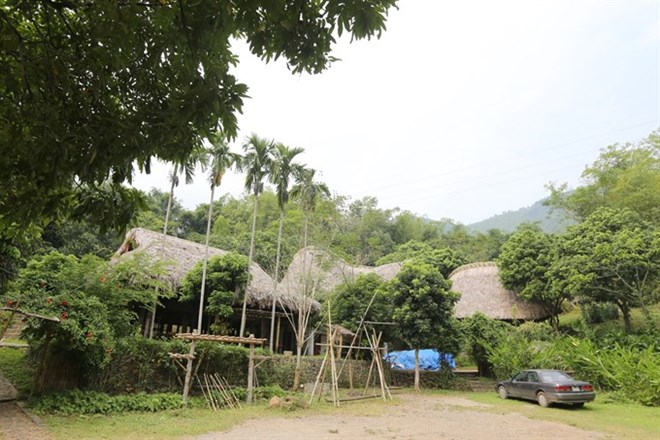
[132,0,660,225]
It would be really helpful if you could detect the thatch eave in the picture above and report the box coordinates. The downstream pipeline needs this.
[114,228,314,313]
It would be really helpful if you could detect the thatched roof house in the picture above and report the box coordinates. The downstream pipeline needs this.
[449,262,549,320]
[115,228,306,311]
[277,247,402,298]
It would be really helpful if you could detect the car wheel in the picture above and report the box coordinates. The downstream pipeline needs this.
[498,386,508,400]
[537,391,551,408]
[573,402,585,409]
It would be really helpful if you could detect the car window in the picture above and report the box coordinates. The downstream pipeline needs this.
[513,372,527,382]
[527,372,539,382]
[539,371,572,382]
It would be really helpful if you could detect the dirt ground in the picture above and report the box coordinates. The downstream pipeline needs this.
[0,394,606,440]
[190,394,605,440]
[0,402,52,440]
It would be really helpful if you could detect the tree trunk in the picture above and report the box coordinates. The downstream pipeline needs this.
[292,342,303,392]
[621,302,632,333]
[414,348,421,392]
[303,215,309,248]
[240,195,259,338]
[292,309,307,391]
[197,184,215,334]
[247,336,255,403]
[149,165,178,338]
[182,340,196,405]
[269,210,284,351]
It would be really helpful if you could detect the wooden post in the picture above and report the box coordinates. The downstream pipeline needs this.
[275,316,281,353]
[348,361,354,390]
[247,334,255,403]
[182,340,196,405]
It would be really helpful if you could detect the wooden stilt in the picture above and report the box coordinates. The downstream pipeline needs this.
[275,316,281,353]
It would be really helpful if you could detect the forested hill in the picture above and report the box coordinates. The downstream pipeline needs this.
[467,198,574,234]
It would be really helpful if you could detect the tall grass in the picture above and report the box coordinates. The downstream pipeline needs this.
[487,333,660,406]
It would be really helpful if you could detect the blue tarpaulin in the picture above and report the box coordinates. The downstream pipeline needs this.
[383,349,455,371]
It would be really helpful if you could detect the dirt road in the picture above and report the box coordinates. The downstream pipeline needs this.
[191,394,604,440]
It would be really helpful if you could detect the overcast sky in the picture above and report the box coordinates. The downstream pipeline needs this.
[132,0,660,225]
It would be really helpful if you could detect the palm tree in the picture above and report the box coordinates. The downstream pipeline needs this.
[268,143,305,351]
[239,133,275,338]
[183,135,241,404]
[196,134,243,335]
[163,147,209,236]
[148,146,209,337]
[290,168,330,248]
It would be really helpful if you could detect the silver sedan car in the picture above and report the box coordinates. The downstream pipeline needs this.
[496,369,596,408]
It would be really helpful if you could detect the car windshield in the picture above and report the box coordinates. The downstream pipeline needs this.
[539,371,573,382]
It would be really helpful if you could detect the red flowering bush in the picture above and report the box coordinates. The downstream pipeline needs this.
[2,251,171,392]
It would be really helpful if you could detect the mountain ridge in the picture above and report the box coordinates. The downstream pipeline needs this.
[467,198,574,234]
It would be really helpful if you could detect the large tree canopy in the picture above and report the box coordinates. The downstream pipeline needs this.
[556,207,659,332]
[548,130,660,225]
[497,224,565,328]
[0,0,397,236]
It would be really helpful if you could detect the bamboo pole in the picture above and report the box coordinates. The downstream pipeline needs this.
[362,356,375,397]
[247,334,255,403]
[221,376,242,409]
[327,311,339,407]
[308,347,330,405]
[210,374,233,409]
[196,375,212,411]
[203,374,218,411]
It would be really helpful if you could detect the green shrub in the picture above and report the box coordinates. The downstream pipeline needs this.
[254,384,286,400]
[30,390,183,415]
[486,333,539,380]
[561,338,660,407]
[486,330,660,406]
[582,303,619,324]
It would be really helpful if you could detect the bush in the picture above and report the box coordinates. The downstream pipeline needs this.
[30,390,183,415]
[560,338,660,407]
[486,328,660,406]
[254,384,286,400]
[581,303,619,324]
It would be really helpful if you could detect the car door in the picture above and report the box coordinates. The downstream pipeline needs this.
[509,372,528,398]
[522,371,541,400]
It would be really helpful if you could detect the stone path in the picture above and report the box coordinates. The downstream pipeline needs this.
[0,402,52,440]
[0,370,17,402]
[0,369,51,439]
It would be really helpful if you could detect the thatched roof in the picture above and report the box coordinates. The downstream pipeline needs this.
[277,247,402,299]
[114,228,308,312]
[449,262,550,320]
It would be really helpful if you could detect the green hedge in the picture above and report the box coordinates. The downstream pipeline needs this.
[30,390,184,415]
[89,337,382,394]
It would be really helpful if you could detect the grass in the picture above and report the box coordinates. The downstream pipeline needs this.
[0,347,32,397]
[44,405,270,440]
[463,391,660,439]
[559,302,660,334]
[43,396,401,440]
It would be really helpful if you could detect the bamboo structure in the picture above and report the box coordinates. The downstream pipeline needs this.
[170,333,266,405]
